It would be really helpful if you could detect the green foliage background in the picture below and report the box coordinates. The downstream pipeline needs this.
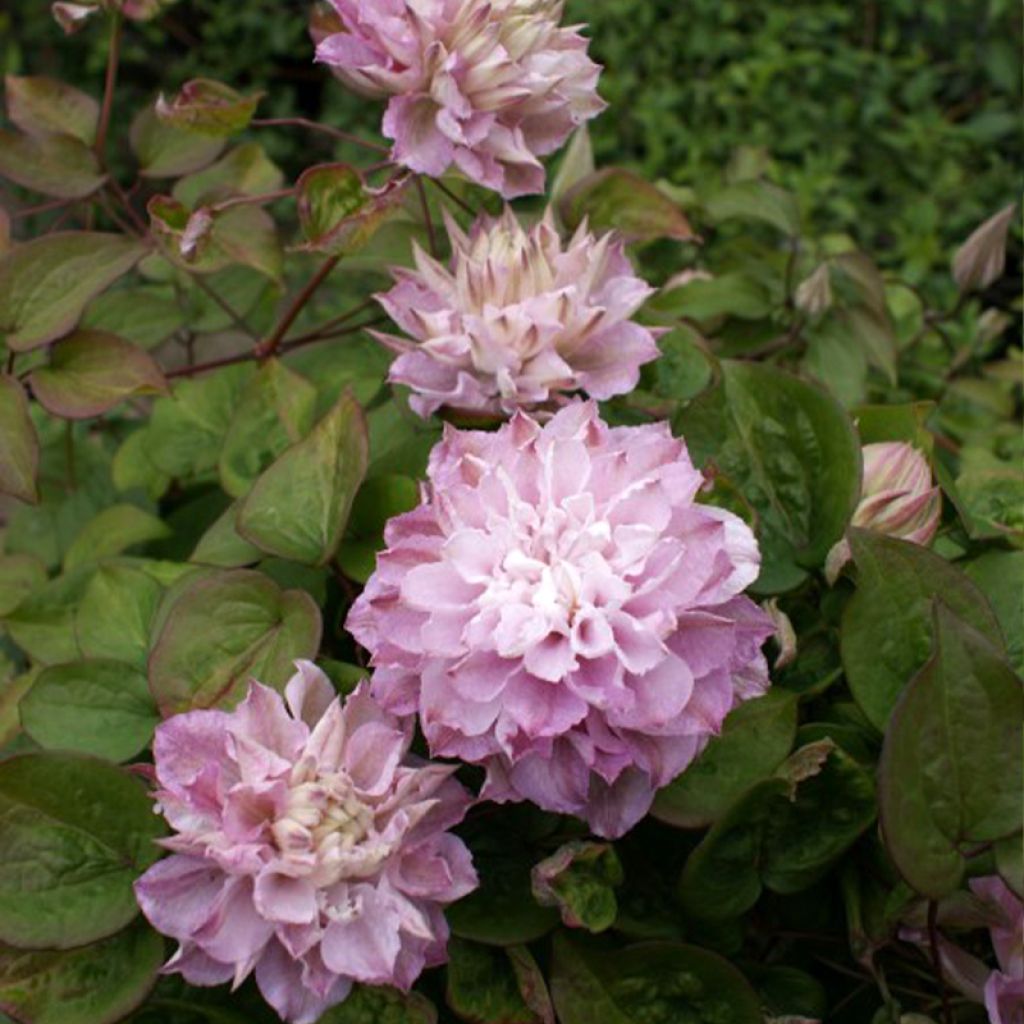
[4,0,1022,283]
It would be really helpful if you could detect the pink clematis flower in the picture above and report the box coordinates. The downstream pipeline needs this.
[373,207,661,419]
[971,876,1024,1024]
[134,664,477,1024]
[347,402,774,838]
[825,440,941,583]
[315,0,606,197]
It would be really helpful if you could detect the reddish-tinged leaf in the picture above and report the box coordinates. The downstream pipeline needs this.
[0,376,38,504]
[156,78,264,137]
[4,75,99,144]
[131,104,225,178]
[0,232,146,351]
[0,129,105,199]
[29,330,167,418]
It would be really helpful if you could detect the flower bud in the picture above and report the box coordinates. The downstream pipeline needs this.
[825,442,941,584]
[953,203,1017,293]
[794,263,832,316]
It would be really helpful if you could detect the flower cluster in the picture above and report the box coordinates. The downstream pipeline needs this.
[972,876,1024,1024]
[347,402,774,838]
[373,208,661,419]
[135,664,476,1024]
[825,440,941,582]
[316,0,605,197]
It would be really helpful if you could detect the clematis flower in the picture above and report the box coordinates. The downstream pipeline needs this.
[825,441,941,583]
[347,402,774,838]
[971,876,1024,1024]
[314,0,606,197]
[373,207,661,419]
[134,664,477,1024]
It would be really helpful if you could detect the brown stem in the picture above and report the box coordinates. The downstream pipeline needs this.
[426,175,479,218]
[928,901,954,1024]
[12,196,76,219]
[255,255,341,360]
[210,187,295,214]
[281,297,379,346]
[94,12,123,161]
[106,178,148,234]
[415,176,438,257]
[250,118,389,154]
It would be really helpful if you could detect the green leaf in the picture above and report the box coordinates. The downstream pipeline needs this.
[19,659,158,762]
[172,142,284,208]
[0,752,163,948]
[650,273,772,322]
[238,391,369,565]
[156,79,263,137]
[840,531,1004,730]
[759,745,877,893]
[191,502,263,568]
[0,671,38,749]
[130,104,226,178]
[0,232,146,352]
[531,841,623,934]
[449,849,559,947]
[29,330,167,419]
[446,938,540,1024]
[964,551,1024,674]
[652,690,798,828]
[0,129,105,200]
[148,568,322,715]
[841,306,898,385]
[111,430,170,500]
[295,163,405,256]
[82,286,185,351]
[0,376,39,504]
[338,474,419,583]
[2,566,94,664]
[0,919,163,1024]
[803,314,868,408]
[559,169,697,242]
[674,361,861,592]
[144,364,254,479]
[218,359,317,499]
[704,180,801,236]
[0,554,46,616]
[76,563,164,667]
[4,75,99,144]
[317,985,437,1024]
[550,935,762,1024]
[63,504,171,571]
[878,604,1024,897]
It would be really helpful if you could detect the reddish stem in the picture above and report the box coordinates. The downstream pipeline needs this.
[250,118,389,155]
[94,13,123,161]
[255,255,341,360]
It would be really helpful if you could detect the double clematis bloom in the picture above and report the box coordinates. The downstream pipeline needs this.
[971,876,1024,1024]
[374,208,661,419]
[347,402,774,838]
[134,664,477,1024]
[315,0,605,197]
[825,440,941,583]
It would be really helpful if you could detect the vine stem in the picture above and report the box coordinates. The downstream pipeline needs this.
[928,901,954,1024]
[414,176,438,257]
[255,254,341,360]
[94,12,123,161]
[250,118,389,154]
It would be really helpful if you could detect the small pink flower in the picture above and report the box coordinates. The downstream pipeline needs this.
[826,441,941,583]
[347,402,773,838]
[315,0,605,197]
[971,876,1024,1024]
[374,208,660,419]
[134,664,477,1024]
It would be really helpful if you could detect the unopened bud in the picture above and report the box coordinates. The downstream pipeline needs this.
[51,1,97,34]
[953,203,1017,293]
[825,442,941,584]
[794,263,832,316]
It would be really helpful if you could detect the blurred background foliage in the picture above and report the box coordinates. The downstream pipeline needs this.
[4,0,1021,288]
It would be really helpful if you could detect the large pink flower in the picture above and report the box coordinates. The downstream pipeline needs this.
[374,208,660,419]
[134,665,477,1024]
[347,402,773,838]
[971,876,1024,1024]
[315,0,605,197]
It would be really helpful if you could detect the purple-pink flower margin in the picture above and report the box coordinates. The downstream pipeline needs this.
[347,401,774,838]
[971,876,1024,1024]
[373,207,661,419]
[134,664,477,1024]
[315,0,605,197]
